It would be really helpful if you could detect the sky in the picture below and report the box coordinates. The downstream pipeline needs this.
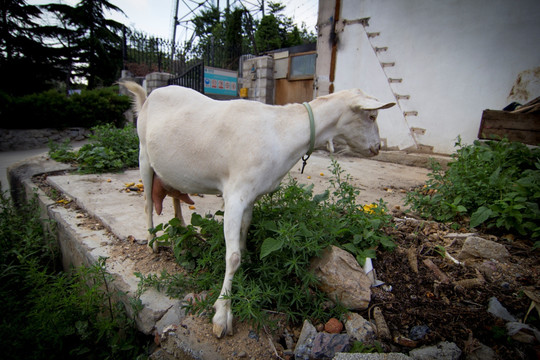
[27,0,319,43]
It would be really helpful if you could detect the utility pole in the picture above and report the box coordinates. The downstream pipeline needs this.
[171,0,180,71]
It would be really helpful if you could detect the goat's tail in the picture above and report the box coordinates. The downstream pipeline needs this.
[120,81,147,115]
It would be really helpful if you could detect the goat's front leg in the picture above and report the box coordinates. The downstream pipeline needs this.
[212,198,253,338]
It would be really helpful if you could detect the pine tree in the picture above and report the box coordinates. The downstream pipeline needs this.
[0,0,62,95]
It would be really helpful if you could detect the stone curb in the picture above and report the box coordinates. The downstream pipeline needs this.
[8,155,218,360]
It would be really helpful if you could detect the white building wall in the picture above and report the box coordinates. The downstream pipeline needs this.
[316,0,540,154]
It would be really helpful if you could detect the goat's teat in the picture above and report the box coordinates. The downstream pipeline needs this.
[152,174,194,215]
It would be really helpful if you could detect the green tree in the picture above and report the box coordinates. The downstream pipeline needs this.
[0,0,63,95]
[254,1,315,53]
[75,0,125,88]
[191,5,248,69]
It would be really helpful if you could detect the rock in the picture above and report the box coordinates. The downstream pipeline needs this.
[294,320,317,360]
[506,321,540,343]
[473,260,498,281]
[283,329,295,350]
[409,325,430,341]
[344,312,377,344]
[409,341,462,360]
[465,342,497,360]
[487,297,517,322]
[324,318,343,334]
[310,246,371,310]
[458,236,510,261]
[311,332,350,359]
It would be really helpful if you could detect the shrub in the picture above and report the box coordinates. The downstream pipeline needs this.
[49,123,139,173]
[0,87,130,129]
[138,159,395,329]
[406,138,540,240]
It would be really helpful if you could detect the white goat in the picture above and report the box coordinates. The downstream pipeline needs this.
[122,81,394,338]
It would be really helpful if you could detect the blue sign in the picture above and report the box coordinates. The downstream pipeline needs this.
[204,67,238,96]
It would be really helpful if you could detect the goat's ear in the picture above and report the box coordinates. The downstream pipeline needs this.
[352,98,395,112]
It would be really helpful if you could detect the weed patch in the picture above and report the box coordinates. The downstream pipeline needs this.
[137,159,395,330]
[49,123,139,173]
[406,138,540,243]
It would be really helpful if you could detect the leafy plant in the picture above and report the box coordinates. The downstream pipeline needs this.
[48,138,77,163]
[140,159,395,329]
[49,123,139,173]
[0,192,149,359]
[406,138,540,241]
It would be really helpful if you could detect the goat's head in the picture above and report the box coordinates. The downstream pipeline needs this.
[334,89,395,157]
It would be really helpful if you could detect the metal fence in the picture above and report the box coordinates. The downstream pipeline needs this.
[122,29,190,76]
[122,29,248,78]
[168,61,204,93]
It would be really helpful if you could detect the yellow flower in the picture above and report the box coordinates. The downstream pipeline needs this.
[361,203,384,214]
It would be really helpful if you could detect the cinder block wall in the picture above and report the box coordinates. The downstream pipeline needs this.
[145,72,172,94]
[241,56,275,104]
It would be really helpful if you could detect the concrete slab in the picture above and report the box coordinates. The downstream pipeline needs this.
[46,152,430,244]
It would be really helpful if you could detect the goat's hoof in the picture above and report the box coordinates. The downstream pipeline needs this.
[212,323,227,339]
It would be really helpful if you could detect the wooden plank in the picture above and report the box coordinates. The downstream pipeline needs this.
[478,110,540,145]
[275,78,314,105]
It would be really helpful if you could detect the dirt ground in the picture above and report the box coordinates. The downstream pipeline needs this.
[34,153,539,359]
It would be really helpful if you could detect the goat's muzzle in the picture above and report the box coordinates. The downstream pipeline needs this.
[369,143,381,156]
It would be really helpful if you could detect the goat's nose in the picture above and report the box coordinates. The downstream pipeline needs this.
[370,143,381,155]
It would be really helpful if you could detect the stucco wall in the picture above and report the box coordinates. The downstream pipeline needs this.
[316,0,540,154]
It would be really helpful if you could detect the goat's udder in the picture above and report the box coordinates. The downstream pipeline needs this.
[152,174,195,215]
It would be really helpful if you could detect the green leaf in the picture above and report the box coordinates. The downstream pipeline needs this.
[190,213,204,226]
[342,243,357,254]
[470,206,493,228]
[380,237,396,250]
[168,217,182,228]
[260,237,284,259]
[313,190,329,204]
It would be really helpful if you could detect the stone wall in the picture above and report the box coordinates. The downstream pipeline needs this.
[0,128,91,151]
[241,56,275,104]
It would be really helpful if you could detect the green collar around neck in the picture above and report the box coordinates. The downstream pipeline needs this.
[301,102,315,174]
[303,102,315,155]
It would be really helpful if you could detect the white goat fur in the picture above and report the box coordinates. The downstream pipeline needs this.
[122,81,394,338]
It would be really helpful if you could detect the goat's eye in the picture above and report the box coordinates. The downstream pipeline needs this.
[369,114,377,122]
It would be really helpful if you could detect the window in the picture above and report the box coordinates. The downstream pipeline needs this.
[288,51,316,80]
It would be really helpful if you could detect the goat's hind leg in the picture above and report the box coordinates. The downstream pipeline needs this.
[172,198,186,227]
[139,149,157,251]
